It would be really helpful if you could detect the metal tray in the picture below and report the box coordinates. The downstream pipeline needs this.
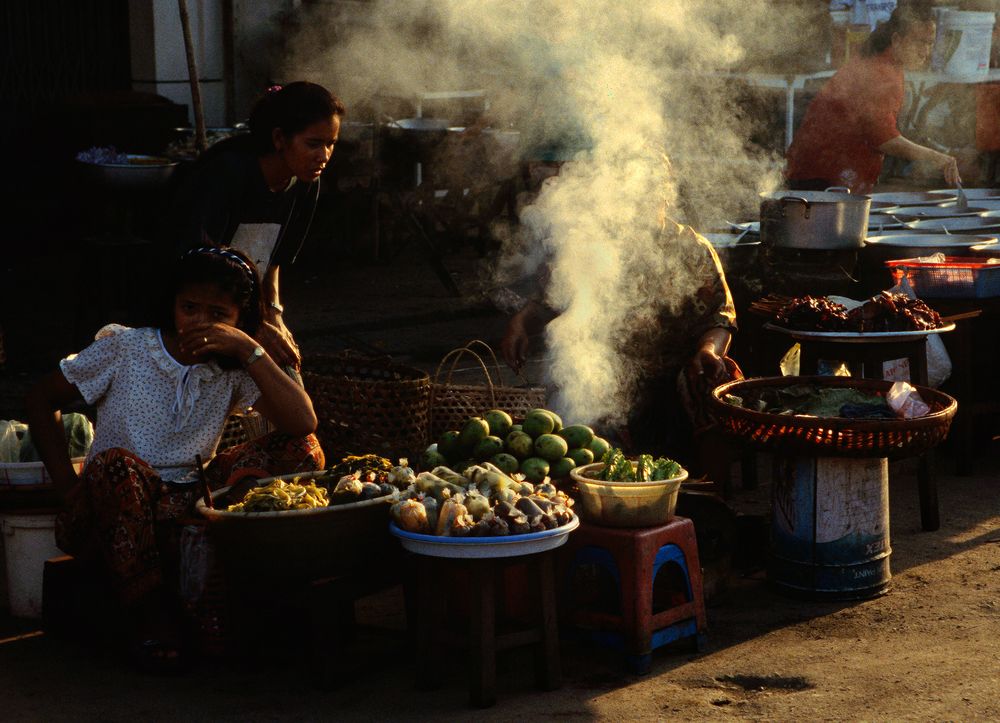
[389,515,579,559]
[764,322,954,343]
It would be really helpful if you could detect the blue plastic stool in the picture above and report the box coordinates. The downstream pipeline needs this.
[562,517,708,674]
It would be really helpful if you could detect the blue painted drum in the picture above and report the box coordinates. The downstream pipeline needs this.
[769,456,891,600]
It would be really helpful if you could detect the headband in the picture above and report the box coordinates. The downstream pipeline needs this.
[184,246,258,288]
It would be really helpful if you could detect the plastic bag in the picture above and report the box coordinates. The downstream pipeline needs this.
[887,381,931,419]
[891,276,951,388]
[0,420,27,463]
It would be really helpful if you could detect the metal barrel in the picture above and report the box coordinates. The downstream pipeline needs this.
[768,456,891,600]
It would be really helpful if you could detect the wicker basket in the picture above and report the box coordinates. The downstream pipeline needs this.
[709,376,957,460]
[428,340,547,442]
[302,352,431,461]
[218,412,273,452]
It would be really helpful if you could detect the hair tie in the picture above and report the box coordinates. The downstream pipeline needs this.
[184,246,258,288]
[265,84,283,94]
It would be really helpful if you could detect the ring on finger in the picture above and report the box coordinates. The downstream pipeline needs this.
[203,336,208,344]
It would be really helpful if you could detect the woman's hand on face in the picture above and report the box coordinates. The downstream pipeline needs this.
[689,347,727,385]
[256,318,301,370]
[178,322,254,362]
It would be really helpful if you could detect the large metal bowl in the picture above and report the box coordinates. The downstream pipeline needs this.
[929,187,1000,201]
[891,205,990,220]
[904,215,1000,235]
[196,472,399,581]
[864,233,998,261]
[868,191,953,207]
[77,155,178,191]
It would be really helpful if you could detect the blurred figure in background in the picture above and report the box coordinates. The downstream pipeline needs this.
[787,1,961,193]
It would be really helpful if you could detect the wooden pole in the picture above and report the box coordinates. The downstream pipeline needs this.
[177,0,207,154]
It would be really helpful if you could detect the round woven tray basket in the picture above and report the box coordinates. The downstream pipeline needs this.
[709,375,957,459]
[302,352,430,462]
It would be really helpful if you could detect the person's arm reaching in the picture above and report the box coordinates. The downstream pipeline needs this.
[500,300,559,373]
[688,327,732,385]
[879,136,961,186]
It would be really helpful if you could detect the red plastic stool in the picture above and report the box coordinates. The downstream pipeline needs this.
[561,517,708,673]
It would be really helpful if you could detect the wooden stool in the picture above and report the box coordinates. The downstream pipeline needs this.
[561,517,708,674]
[412,549,561,708]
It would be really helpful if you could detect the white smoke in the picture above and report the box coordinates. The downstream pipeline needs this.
[281,0,816,424]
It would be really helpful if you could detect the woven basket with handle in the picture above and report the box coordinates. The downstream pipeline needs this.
[428,340,547,442]
[302,352,431,462]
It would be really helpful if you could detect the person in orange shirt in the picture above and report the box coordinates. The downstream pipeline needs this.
[787,1,961,194]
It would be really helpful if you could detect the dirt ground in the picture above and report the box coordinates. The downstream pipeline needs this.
[1,234,998,721]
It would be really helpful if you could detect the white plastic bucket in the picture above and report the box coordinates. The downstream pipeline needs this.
[0,513,61,618]
[0,458,86,486]
[932,10,996,77]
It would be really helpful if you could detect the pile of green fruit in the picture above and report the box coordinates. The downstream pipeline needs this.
[421,408,611,483]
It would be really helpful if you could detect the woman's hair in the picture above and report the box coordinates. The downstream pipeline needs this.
[864,1,936,56]
[247,81,346,155]
[155,247,263,340]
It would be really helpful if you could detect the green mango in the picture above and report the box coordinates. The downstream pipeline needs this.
[549,456,577,479]
[438,430,462,461]
[483,409,513,439]
[520,457,550,484]
[522,409,555,439]
[567,447,595,468]
[505,430,535,460]
[534,433,569,462]
[491,453,519,475]
[458,417,490,453]
[558,424,595,450]
[473,435,505,461]
[588,436,612,463]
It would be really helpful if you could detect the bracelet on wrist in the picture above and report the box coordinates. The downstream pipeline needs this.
[269,301,284,314]
[244,345,265,367]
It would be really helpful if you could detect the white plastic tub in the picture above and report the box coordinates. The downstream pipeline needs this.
[1,513,61,618]
[932,10,996,77]
[0,458,86,486]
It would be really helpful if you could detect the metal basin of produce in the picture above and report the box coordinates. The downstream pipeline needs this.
[868,191,953,207]
[890,205,990,221]
[196,472,398,581]
[569,462,687,528]
[903,214,1000,235]
[78,154,179,191]
[760,189,871,250]
[929,187,1000,201]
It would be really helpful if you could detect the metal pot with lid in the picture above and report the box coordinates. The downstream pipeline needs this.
[760,187,871,250]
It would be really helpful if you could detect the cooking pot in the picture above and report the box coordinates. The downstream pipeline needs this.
[760,189,871,249]
[868,191,954,207]
[904,214,1000,235]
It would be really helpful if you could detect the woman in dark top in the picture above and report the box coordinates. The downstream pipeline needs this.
[168,82,346,370]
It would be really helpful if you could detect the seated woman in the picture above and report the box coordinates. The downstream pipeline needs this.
[25,248,324,672]
[786,1,960,194]
[501,217,741,486]
[165,82,346,373]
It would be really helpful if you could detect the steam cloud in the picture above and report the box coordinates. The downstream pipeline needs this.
[283,1,810,425]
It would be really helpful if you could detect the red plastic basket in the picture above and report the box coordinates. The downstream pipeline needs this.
[887,256,1000,299]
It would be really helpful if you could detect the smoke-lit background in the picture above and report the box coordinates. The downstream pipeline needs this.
[278,0,823,424]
